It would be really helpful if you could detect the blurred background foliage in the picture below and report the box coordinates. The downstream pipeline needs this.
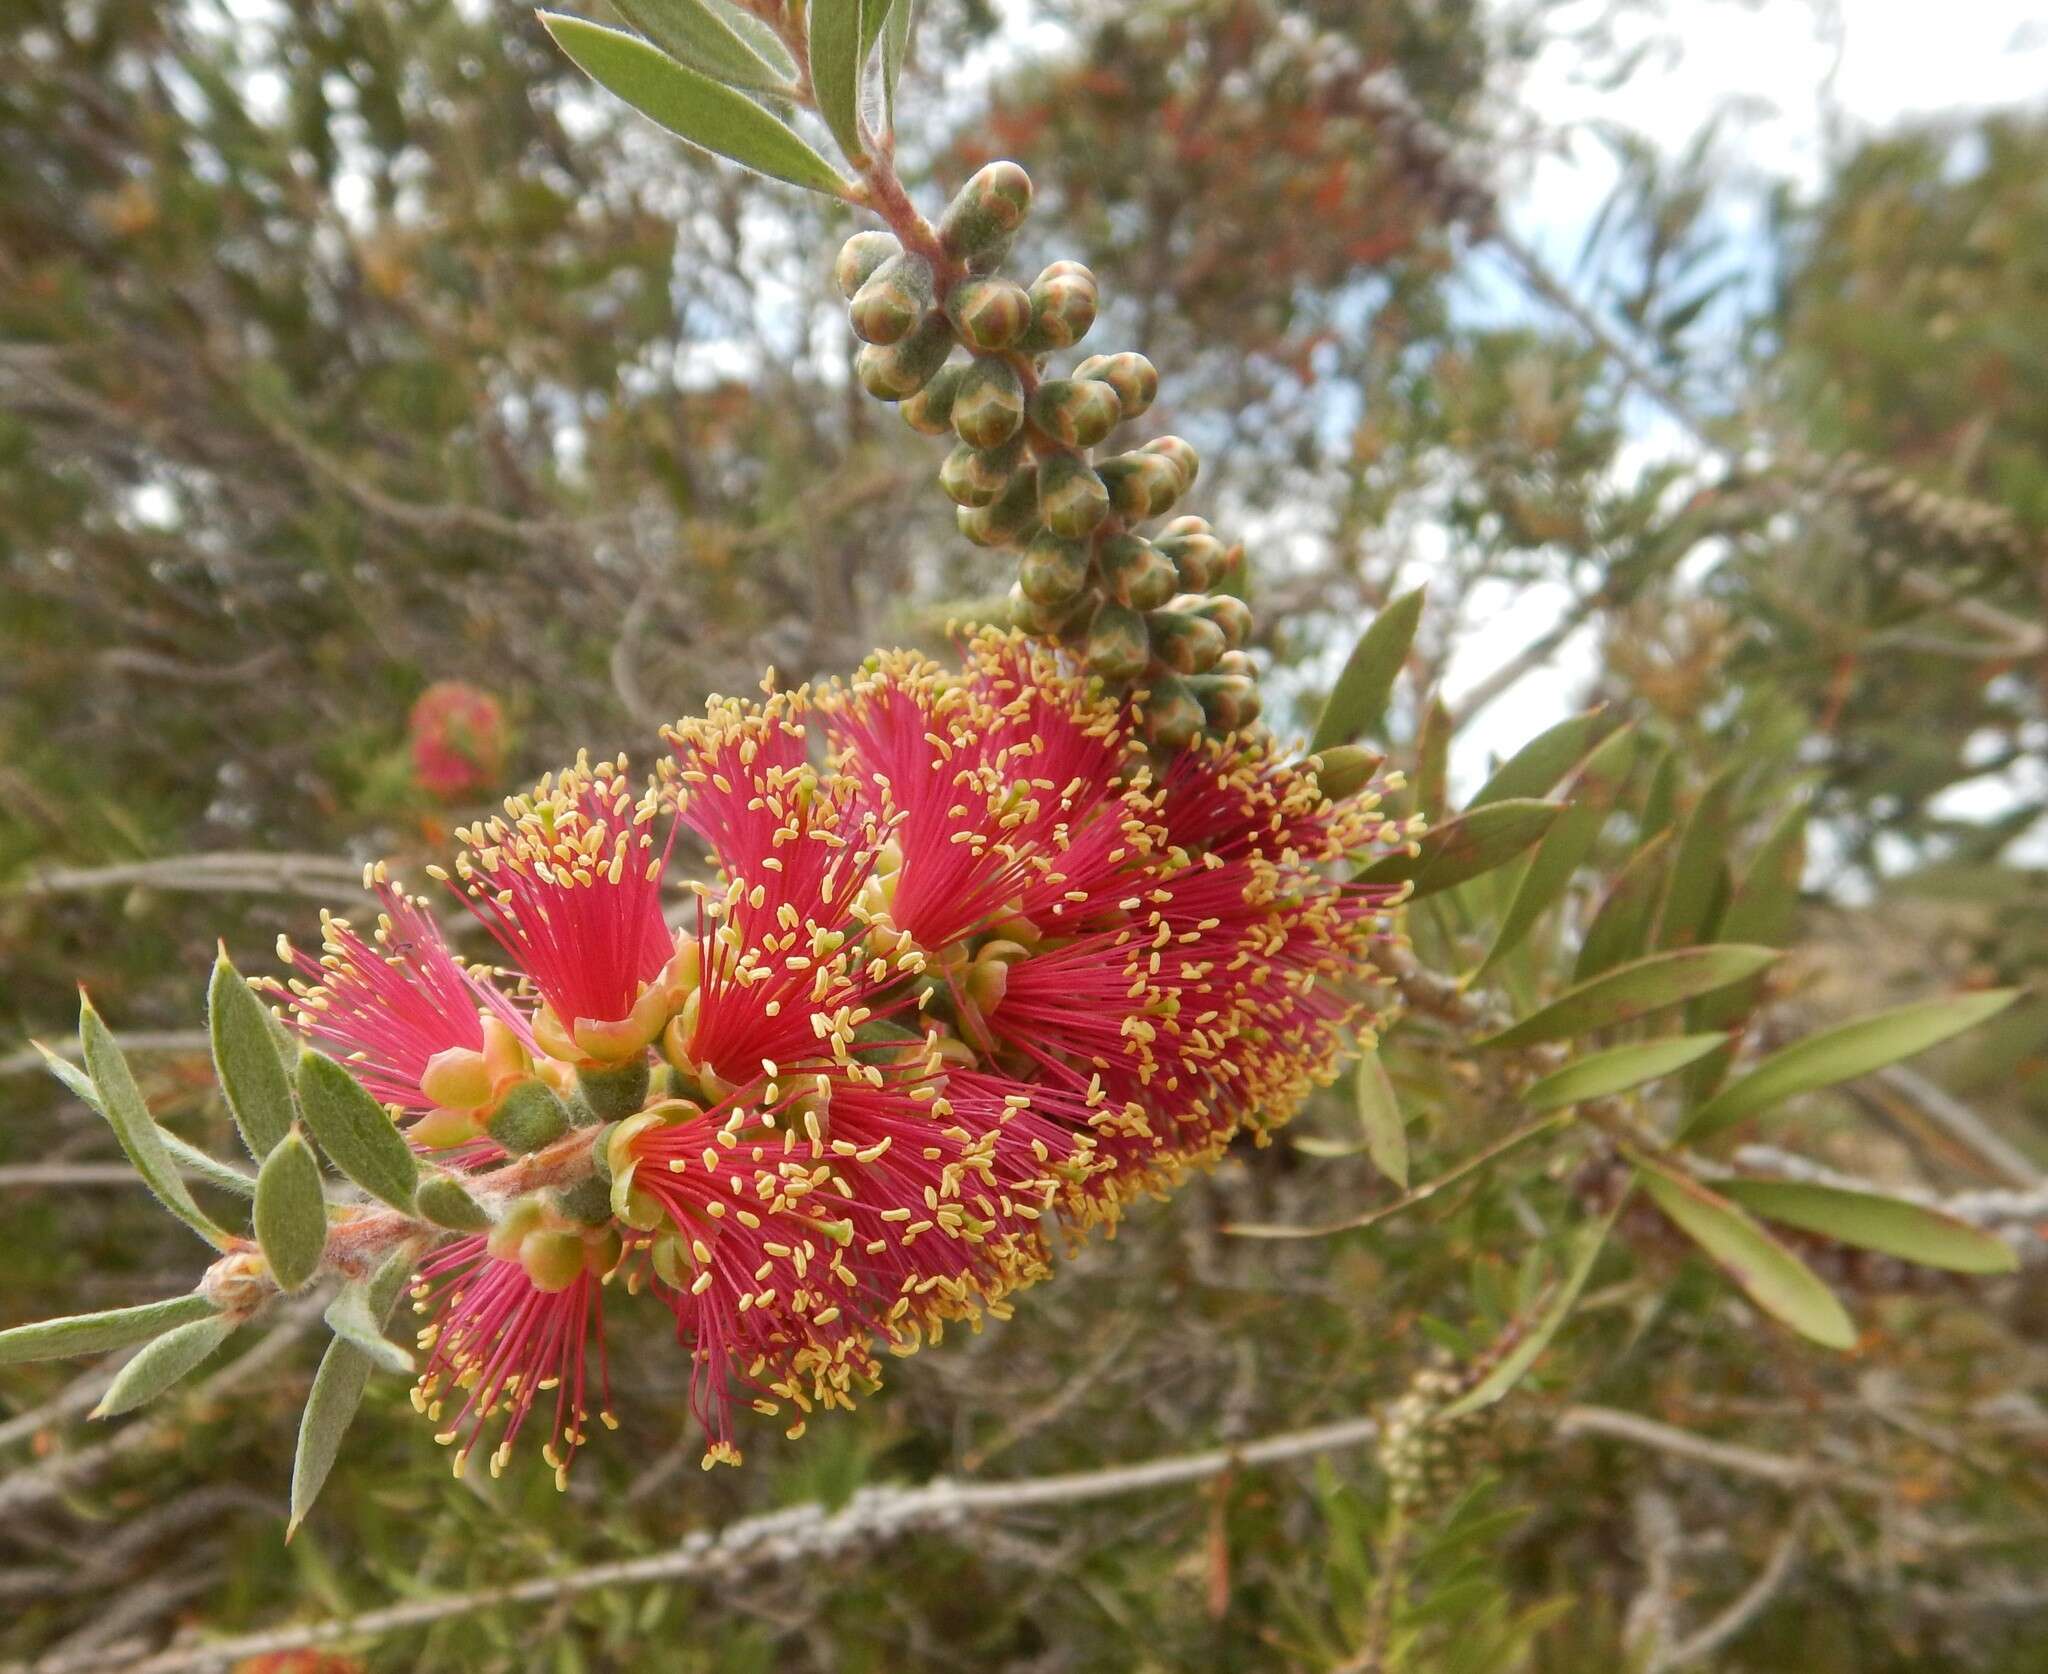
[1,0,2043,1669]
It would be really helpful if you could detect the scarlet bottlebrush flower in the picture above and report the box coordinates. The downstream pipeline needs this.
[408,679,506,801]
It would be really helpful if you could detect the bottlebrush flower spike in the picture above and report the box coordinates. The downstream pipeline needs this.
[408,680,506,801]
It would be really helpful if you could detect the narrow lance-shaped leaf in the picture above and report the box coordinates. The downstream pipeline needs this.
[93,1314,240,1418]
[1638,746,1680,840]
[1573,828,1673,981]
[1357,799,1563,900]
[210,949,296,1160]
[323,1244,421,1376]
[1478,945,1778,1050]
[0,1294,219,1367]
[1521,1033,1729,1110]
[1309,586,1424,754]
[1656,764,1740,950]
[1412,692,1451,823]
[610,0,795,91]
[76,999,232,1249]
[880,0,913,126]
[292,1245,418,1536]
[1633,1153,1856,1350]
[1682,988,2022,1142]
[1355,1050,1407,1189]
[1467,708,1606,809]
[38,1041,258,1198]
[254,1130,328,1293]
[540,15,853,197]
[296,1049,420,1212]
[1718,1180,2017,1275]
[1439,1204,1622,1420]
[808,0,868,163]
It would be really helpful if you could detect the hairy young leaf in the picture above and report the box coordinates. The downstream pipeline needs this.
[296,1049,420,1211]
[1357,799,1563,898]
[1354,1050,1407,1189]
[1521,1033,1728,1110]
[93,1314,240,1417]
[40,1041,257,1197]
[1682,988,2021,1141]
[415,1172,494,1231]
[1478,945,1777,1050]
[809,0,868,162]
[1309,586,1424,754]
[1719,1180,2017,1274]
[1634,1156,1856,1349]
[541,15,851,197]
[880,0,913,125]
[210,949,296,1159]
[611,0,794,91]
[293,1246,419,1534]
[77,1000,232,1249]
[0,1294,219,1367]
[254,1130,328,1292]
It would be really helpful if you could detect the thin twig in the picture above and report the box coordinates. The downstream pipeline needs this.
[1654,1502,1809,1672]
[1557,1406,1887,1495]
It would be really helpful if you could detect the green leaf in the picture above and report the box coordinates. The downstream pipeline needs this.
[296,1049,420,1212]
[1308,586,1424,754]
[323,1248,419,1377]
[540,15,851,196]
[1357,799,1563,899]
[1683,989,2022,1141]
[880,0,913,126]
[1573,829,1673,980]
[254,1130,328,1293]
[0,1294,219,1367]
[808,0,867,163]
[40,1041,257,1197]
[1638,746,1680,840]
[1633,1154,1856,1349]
[1655,765,1739,950]
[93,1314,240,1417]
[1478,945,1778,1050]
[610,0,794,91]
[76,1000,232,1249]
[1355,1050,1407,1189]
[293,1246,417,1535]
[210,950,296,1160]
[1521,1033,1729,1110]
[415,1172,494,1231]
[1718,1180,2017,1275]
[1438,1205,1621,1419]
[1413,693,1451,823]
[1475,726,1638,979]
[1467,709,1606,809]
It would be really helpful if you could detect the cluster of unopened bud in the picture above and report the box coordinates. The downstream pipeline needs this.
[1376,1360,1488,1519]
[1796,448,2034,570]
[836,160,1260,745]
[482,1196,620,1294]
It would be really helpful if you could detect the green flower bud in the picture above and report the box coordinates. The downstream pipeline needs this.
[1022,261,1098,352]
[958,470,1037,548]
[1159,515,1213,540]
[946,277,1032,351]
[1217,648,1255,678]
[486,1078,573,1155]
[1085,601,1150,682]
[1011,580,1100,638]
[576,1058,651,1123]
[1097,533,1177,611]
[1309,744,1384,802]
[1140,674,1205,749]
[1073,352,1158,419]
[520,1228,589,1294]
[1097,453,1182,521]
[1019,529,1092,606]
[901,363,966,436]
[1141,435,1200,492]
[1147,608,1226,674]
[1184,593,1252,648]
[1028,378,1122,449]
[1039,454,1110,539]
[937,161,1034,260]
[855,315,953,401]
[950,357,1026,449]
[1191,673,1261,732]
[834,230,900,300]
[939,436,1022,508]
[1155,528,1226,592]
[849,253,935,345]
[550,1175,614,1226]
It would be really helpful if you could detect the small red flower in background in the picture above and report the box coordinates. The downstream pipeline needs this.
[408,680,506,802]
[233,1654,365,1674]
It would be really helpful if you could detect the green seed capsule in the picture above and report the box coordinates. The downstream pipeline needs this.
[1029,377,1122,448]
[1022,260,1098,352]
[1191,673,1261,732]
[1073,351,1158,420]
[856,314,953,401]
[850,254,935,346]
[1039,454,1111,539]
[1019,530,1092,606]
[1097,533,1177,611]
[939,435,1022,508]
[1141,435,1200,492]
[834,230,901,300]
[938,161,1034,260]
[1085,602,1151,682]
[1148,608,1227,674]
[1185,593,1253,648]
[1140,674,1205,749]
[901,363,966,435]
[946,277,1032,351]
[950,357,1026,448]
